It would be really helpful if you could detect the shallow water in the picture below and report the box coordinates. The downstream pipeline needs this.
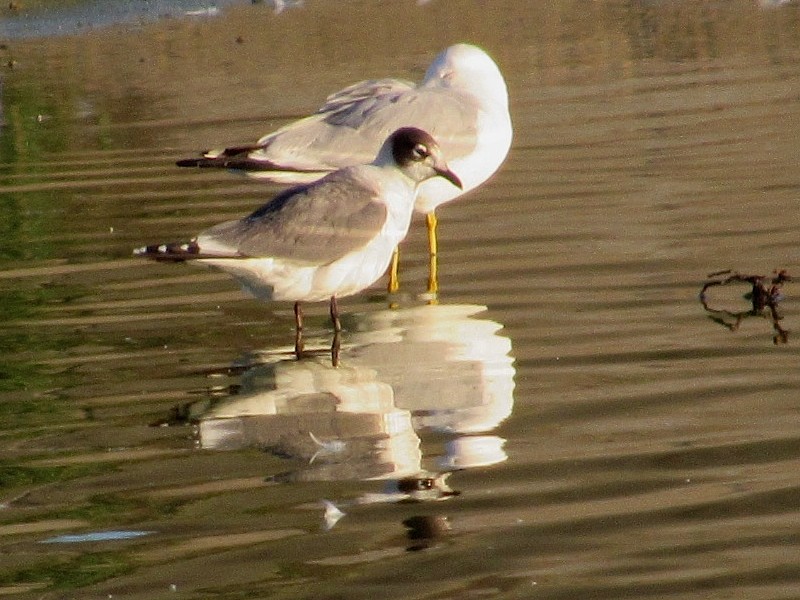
[2,1,800,598]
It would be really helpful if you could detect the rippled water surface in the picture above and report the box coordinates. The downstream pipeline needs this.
[2,1,800,598]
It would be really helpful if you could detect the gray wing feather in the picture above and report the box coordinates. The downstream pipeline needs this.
[197,170,387,264]
[254,85,480,172]
[317,78,416,116]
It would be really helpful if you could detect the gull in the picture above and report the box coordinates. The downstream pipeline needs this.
[136,127,461,366]
[177,43,512,296]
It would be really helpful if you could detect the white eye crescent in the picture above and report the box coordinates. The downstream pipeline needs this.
[412,143,430,160]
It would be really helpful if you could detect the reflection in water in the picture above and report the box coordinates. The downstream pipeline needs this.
[403,515,450,552]
[41,530,155,544]
[321,499,346,531]
[347,304,515,437]
[195,303,514,486]
[354,471,460,505]
[200,356,421,481]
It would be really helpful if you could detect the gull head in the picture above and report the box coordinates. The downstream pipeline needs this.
[423,43,509,109]
[377,127,462,189]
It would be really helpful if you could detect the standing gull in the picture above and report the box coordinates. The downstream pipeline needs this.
[137,127,461,366]
[177,43,511,296]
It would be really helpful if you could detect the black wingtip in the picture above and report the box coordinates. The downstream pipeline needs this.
[175,156,230,169]
[176,144,269,170]
[175,155,261,171]
[134,241,247,261]
[133,241,200,262]
[176,158,203,168]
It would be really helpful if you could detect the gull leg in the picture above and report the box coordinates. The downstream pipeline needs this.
[294,301,304,360]
[387,246,400,294]
[329,295,342,333]
[426,211,439,301]
[329,295,341,368]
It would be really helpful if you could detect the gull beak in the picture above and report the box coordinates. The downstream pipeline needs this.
[434,162,463,189]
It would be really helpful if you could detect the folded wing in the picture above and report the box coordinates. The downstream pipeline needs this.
[197,172,388,264]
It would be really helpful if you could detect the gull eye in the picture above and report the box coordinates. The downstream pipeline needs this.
[417,478,435,490]
[412,143,430,161]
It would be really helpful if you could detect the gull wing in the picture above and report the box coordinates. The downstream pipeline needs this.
[197,170,388,264]
[251,83,480,173]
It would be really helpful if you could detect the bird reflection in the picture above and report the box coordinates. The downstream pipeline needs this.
[403,515,451,551]
[355,471,460,504]
[345,304,515,437]
[191,303,515,491]
[200,356,420,482]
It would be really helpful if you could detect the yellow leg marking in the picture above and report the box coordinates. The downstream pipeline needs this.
[427,211,439,299]
[388,245,400,294]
